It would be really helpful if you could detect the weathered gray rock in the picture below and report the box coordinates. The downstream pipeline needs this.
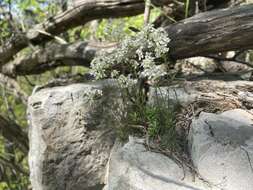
[149,80,253,106]
[28,81,121,190]
[103,137,214,190]
[28,77,253,190]
[176,57,217,76]
[189,109,253,190]
[149,85,200,106]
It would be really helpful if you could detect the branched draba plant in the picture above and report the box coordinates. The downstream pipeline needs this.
[91,25,179,151]
[91,24,171,87]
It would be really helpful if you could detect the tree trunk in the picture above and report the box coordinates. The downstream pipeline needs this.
[0,0,169,66]
[3,4,253,76]
[166,4,253,59]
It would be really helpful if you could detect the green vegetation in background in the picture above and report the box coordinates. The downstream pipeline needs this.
[69,9,160,42]
[0,90,29,190]
[0,89,27,127]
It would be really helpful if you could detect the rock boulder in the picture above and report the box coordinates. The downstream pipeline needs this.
[103,137,214,190]
[189,109,253,190]
[28,81,120,190]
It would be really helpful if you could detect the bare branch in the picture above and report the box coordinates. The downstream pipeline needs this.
[165,4,253,59]
[1,41,116,76]
[205,54,253,68]
[0,155,29,176]
[0,115,29,154]
[31,73,94,93]
[3,4,253,76]
[0,34,27,66]
[0,0,169,66]
[144,0,151,25]
[0,74,28,104]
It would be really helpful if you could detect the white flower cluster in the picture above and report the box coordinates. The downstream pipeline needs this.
[85,88,103,102]
[117,75,137,89]
[91,24,171,87]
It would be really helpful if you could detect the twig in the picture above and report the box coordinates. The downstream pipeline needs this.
[144,0,151,25]
[186,60,210,74]
[0,73,28,104]
[185,69,253,80]
[149,2,177,23]
[205,54,253,68]
[1,86,17,121]
[240,146,253,173]
[0,155,29,176]
[24,75,35,87]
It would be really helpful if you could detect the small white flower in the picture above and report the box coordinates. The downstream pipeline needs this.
[111,70,119,78]
[118,75,137,88]
[86,89,103,102]
[90,24,171,82]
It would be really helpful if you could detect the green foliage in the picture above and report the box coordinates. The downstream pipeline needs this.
[0,89,27,127]
[147,105,178,149]
[94,10,160,42]
[91,23,179,150]
[0,175,29,190]
[117,86,180,151]
[68,10,160,42]
[0,88,29,190]
[148,97,180,150]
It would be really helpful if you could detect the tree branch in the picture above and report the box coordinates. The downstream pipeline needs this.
[1,41,116,76]
[0,0,169,66]
[3,4,253,76]
[0,115,28,154]
[0,155,29,176]
[165,4,253,59]
[0,74,28,104]
[205,54,253,68]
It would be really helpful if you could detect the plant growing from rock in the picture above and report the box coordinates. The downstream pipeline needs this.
[91,24,170,83]
[91,24,180,151]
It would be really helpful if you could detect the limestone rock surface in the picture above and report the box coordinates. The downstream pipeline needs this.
[149,80,253,107]
[189,109,253,190]
[28,78,253,190]
[28,81,119,190]
[103,137,214,190]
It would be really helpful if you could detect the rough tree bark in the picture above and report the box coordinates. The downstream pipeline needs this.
[1,42,116,76]
[2,4,253,76]
[166,4,253,59]
[0,0,169,66]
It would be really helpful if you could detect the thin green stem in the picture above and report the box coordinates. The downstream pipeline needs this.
[185,0,190,18]
[149,2,177,23]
